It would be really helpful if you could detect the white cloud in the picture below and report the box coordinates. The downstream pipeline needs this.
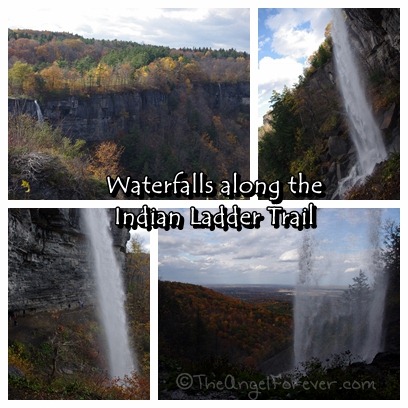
[157,208,399,286]
[252,265,268,271]
[265,8,330,59]
[271,27,321,59]
[258,8,331,126]
[279,248,299,262]
[258,56,304,88]
[344,267,360,274]
[258,36,271,51]
[258,56,304,125]
[8,7,249,52]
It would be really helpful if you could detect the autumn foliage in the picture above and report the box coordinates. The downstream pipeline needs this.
[86,141,124,181]
[8,29,249,97]
[159,281,292,369]
[9,29,250,198]
[8,242,150,399]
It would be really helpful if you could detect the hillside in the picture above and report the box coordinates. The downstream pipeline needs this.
[159,281,292,366]
[158,276,399,400]
[158,281,293,398]
[8,29,250,199]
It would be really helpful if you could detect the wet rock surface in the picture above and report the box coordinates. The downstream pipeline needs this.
[8,208,129,313]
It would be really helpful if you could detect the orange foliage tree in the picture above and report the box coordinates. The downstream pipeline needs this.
[87,141,124,181]
[40,62,66,92]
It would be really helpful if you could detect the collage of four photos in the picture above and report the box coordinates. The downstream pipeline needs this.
[7,4,400,401]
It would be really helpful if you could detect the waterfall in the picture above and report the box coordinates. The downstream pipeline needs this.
[34,99,44,123]
[363,210,387,358]
[218,82,222,106]
[332,9,387,197]
[293,211,387,368]
[82,208,136,379]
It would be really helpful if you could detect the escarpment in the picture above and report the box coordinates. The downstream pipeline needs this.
[8,208,129,313]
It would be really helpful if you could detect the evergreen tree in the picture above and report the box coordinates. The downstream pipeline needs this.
[382,221,400,292]
[382,221,400,352]
[259,87,300,182]
[343,270,371,304]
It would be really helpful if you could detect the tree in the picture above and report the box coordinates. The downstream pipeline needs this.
[126,236,150,374]
[8,61,35,95]
[91,62,113,89]
[47,312,79,381]
[382,221,400,290]
[86,141,124,181]
[259,87,301,182]
[344,270,371,304]
[381,221,400,352]
[116,62,134,88]
[40,62,65,92]
[126,237,149,296]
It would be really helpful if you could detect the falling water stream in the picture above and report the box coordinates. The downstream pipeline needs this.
[332,9,387,197]
[34,99,44,123]
[293,210,387,368]
[82,208,136,378]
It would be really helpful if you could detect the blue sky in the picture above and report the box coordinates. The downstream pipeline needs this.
[7,3,249,52]
[158,208,400,286]
[258,8,332,126]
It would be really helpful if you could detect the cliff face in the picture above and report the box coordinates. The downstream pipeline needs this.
[259,8,399,199]
[8,82,249,143]
[345,9,400,80]
[8,209,129,313]
[326,8,400,197]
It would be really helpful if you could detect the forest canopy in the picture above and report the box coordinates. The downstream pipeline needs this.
[8,28,250,97]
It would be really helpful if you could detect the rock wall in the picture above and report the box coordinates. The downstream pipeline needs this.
[8,81,249,143]
[345,9,400,80]
[258,8,399,199]
[8,208,129,313]
[327,9,400,197]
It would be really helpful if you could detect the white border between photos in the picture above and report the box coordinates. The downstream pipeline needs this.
[2,0,405,405]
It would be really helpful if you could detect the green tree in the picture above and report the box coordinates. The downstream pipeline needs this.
[259,87,300,182]
[344,270,371,304]
[382,221,400,290]
[8,61,35,95]
[126,237,150,374]
[382,221,400,352]
[126,237,149,294]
